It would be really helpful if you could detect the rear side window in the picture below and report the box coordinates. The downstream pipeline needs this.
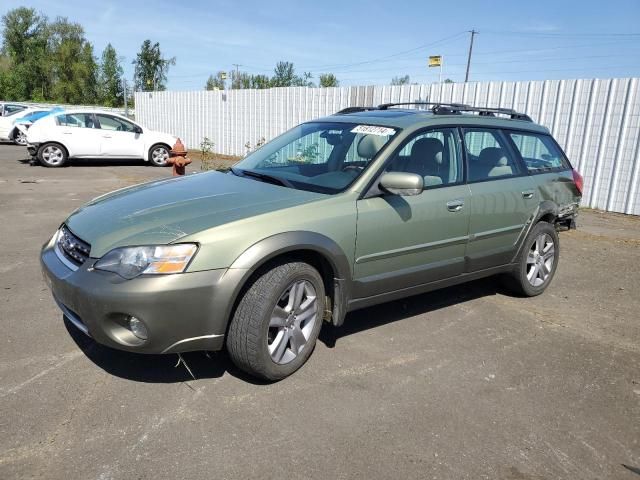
[509,132,569,173]
[463,129,521,182]
[56,113,97,128]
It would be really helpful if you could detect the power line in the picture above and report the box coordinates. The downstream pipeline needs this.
[483,29,640,38]
[427,38,640,59]
[459,63,639,75]
[308,53,637,79]
[295,31,468,71]
[169,38,639,82]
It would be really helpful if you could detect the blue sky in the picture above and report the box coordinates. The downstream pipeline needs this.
[3,0,640,89]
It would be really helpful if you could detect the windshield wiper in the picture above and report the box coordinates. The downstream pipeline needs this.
[231,168,294,188]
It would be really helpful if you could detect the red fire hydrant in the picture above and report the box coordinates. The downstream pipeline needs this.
[167,138,192,176]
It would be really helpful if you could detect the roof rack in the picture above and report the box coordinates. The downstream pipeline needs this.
[378,101,533,122]
[334,106,378,115]
[378,101,469,111]
[451,106,533,122]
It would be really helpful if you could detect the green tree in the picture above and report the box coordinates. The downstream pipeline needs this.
[0,7,48,100]
[250,74,270,89]
[205,71,226,90]
[271,61,295,87]
[443,78,454,84]
[46,17,98,103]
[391,75,411,85]
[319,73,339,87]
[231,70,251,89]
[293,71,314,87]
[133,40,175,91]
[98,43,124,106]
[271,62,314,87]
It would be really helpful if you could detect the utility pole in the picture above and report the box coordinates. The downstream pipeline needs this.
[464,30,477,83]
[122,78,128,117]
[232,63,242,88]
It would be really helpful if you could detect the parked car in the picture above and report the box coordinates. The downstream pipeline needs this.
[26,109,179,167]
[0,102,27,117]
[11,107,64,145]
[41,102,582,380]
[0,106,49,143]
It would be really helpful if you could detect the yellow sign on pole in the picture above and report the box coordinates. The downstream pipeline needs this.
[428,56,442,67]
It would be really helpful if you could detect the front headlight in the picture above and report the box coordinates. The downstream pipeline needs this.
[94,244,198,279]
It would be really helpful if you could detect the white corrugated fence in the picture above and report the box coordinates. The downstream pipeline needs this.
[135,78,640,215]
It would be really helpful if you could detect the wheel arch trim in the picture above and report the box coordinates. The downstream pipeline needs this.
[511,201,559,263]
[229,231,351,280]
[217,231,352,331]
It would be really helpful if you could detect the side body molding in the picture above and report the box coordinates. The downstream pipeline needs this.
[224,231,352,327]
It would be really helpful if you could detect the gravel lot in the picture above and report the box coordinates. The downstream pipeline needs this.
[1,145,639,480]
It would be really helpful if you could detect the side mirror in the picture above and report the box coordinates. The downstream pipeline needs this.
[379,172,423,196]
[134,125,143,134]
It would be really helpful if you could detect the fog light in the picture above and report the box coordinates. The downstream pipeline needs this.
[128,316,148,340]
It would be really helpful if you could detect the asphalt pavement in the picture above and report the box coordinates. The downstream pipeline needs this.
[1,145,639,479]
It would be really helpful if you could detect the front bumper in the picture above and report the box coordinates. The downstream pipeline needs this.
[40,237,233,354]
[27,143,39,157]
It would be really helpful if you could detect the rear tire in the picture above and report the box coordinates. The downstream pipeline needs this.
[503,221,559,297]
[38,143,68,168]
[227,261,325,381]
[149,144,170,166]
[13,129,27,146]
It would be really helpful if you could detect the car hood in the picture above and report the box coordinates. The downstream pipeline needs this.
[66,171,326,257]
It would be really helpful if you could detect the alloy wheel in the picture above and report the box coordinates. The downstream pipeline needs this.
[41,145,64,166]
[15,131,27,146]
[151,147,169,166]
[526,233,555,287]
[267,279,318,365]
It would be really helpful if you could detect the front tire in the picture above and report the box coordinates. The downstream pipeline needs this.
[504,221,559,297]
[149,144,170,166]
[38,143,68,167]
[227,261,325,381]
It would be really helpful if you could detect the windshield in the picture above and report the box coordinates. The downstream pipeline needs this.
[232,121,397,194]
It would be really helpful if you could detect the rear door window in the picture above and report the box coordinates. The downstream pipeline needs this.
[56,113,97,128]
[95,114,137,132]
[463,128,521,182]
[508,132,569,173]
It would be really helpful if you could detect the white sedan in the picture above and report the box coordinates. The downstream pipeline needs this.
[0,106,49,144]
[26,110,180,167]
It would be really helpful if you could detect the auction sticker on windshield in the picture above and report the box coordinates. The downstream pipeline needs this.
[351,125,396,136]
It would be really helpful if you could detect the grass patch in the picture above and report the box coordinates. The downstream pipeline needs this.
[188,150,242,172]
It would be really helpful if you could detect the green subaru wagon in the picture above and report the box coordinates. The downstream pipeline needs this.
[41,102,582,380]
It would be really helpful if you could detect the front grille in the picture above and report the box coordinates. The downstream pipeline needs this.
[57,225,91,266]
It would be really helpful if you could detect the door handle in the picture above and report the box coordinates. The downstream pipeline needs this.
[446,199,464,212]
[522,190,535,199]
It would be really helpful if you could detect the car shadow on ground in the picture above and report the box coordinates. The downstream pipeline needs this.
[319,277,504,347]
[18,157,152,167]
[65,277,506,385]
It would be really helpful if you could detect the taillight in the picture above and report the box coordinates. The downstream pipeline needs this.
[572,169,584,195]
